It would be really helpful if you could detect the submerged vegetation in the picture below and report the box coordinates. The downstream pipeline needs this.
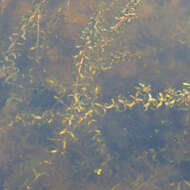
[0,0,190,189]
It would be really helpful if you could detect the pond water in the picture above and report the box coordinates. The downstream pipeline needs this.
[0,0,190,190]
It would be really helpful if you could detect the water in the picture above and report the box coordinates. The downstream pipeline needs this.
[0,0,190,189]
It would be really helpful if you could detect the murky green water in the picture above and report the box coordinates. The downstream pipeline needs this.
[0,0,190,189]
